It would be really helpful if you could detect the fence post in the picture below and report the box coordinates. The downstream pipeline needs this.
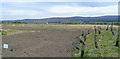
[81,44,85,57]
[106,23,109,30]
[84,35,87,41]
[82,31,84,36]
[110,23,113,31]
[98,26,101,35]
[115,34,119,47]
[76,36,85,57]
[94,35,98,48]
[88,30,90,34]
[94,26,97,34]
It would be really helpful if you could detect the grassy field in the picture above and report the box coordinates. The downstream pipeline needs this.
[73,30,119,57]
[2,24,119,29]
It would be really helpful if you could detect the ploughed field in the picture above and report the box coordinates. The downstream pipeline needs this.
[1,24,119,57]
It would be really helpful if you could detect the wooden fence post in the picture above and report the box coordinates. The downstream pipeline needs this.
[94,35,98,48]
[84,35,87,41]
[94,26,97,34]
[82,31,84,36]
[81,44,85,57]
[106,24,109,30]
[115,34,119,47]
[88,30,90,34]
[76,36,85,57]
[98,26,101,35]
[110,23,113,31]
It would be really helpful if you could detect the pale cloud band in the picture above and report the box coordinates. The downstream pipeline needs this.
[1,0,120,2]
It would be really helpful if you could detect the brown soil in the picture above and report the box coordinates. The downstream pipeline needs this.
[2,26,94,57]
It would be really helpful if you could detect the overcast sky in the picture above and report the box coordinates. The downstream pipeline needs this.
[0,0,119,20]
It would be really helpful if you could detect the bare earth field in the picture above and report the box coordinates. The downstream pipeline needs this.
[2,24,95,57]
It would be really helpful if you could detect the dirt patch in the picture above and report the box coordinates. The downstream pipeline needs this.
[2,26,94,57]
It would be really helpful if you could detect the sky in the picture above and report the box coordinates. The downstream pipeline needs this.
[0,0,119,21]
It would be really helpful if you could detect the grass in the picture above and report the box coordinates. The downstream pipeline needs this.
[2,24,119,29]
[73,30,119,57]
[0,30,34,36]
[0,30,7,35]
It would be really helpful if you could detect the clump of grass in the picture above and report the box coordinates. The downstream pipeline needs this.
[0,30,7,35]
[0,30,34,36]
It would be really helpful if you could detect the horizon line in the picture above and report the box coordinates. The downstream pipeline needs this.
[1,15,119,21]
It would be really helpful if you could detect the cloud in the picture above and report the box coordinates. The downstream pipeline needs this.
[2,9,45,20]
[48,5,118,16]
[1,2,118,20]
[5,10,41,16]
[1,0,119,2]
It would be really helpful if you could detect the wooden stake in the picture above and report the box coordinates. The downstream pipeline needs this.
[94,35,98,48]
[115,34,119,47]
[106,24,109,30]
[84,35,87,41]
[94,26,97,34]
[81,43,85,57]
[82,31,84,36]
[88,30,90,34]
[98,26,101,35]
[110,23,113,31]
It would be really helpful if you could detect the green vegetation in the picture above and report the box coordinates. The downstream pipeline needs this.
[113,22,120,25]
[0,30,34,36]
[2,21,27,24]
[3,24,118,30]
[62,22,83,24]
[0,30,7,35]
[73,30,119,57]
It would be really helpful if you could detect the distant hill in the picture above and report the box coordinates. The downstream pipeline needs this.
[2,15,119,23]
